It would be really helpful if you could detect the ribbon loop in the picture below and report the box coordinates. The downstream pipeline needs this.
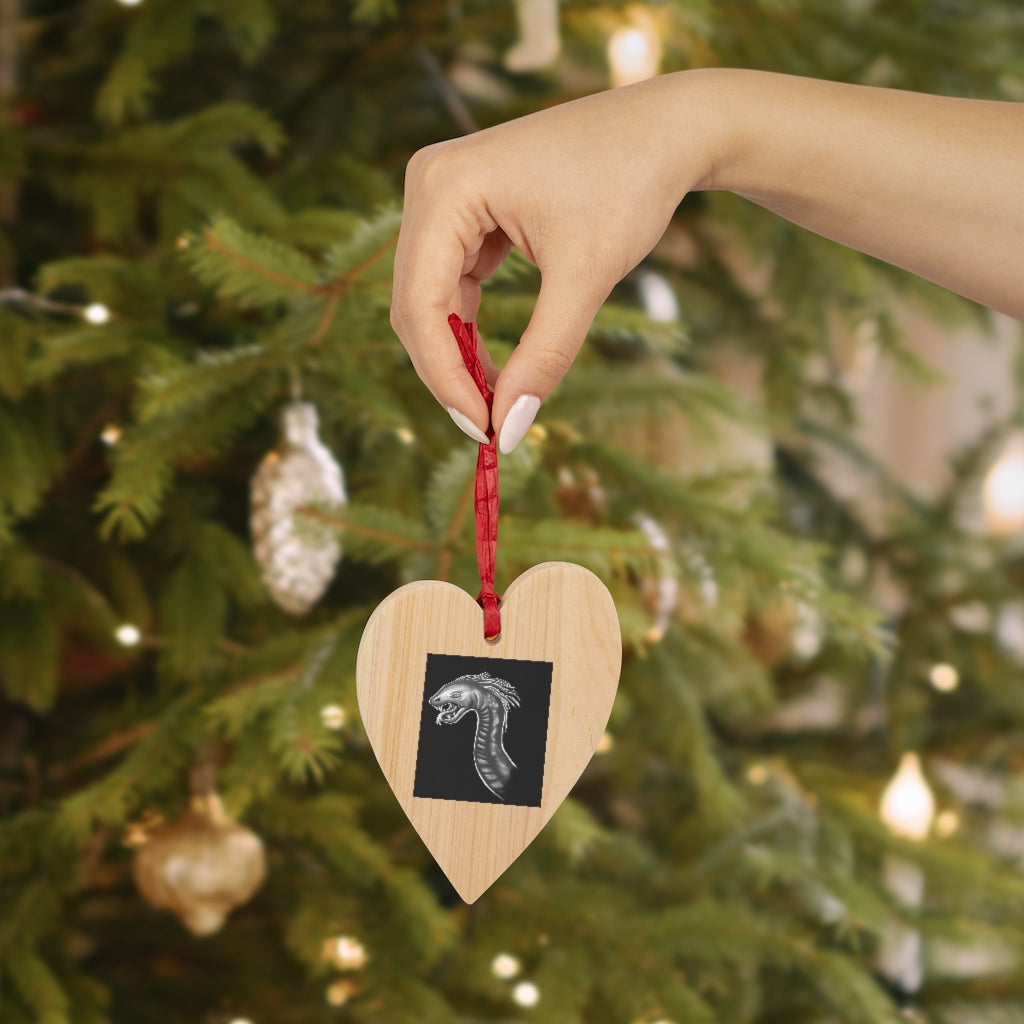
[448,314,502,640]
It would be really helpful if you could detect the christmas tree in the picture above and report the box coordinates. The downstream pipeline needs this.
[3,1,1024,1021]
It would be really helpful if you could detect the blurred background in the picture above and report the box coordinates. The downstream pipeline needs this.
[2,1,1024,1022]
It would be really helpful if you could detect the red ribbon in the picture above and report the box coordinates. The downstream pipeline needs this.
[448,314,501,640]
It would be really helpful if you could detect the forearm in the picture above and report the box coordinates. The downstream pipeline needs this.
[689,69,1024,318]
[391,67,1022,451]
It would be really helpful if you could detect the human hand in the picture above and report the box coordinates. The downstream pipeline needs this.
[393,67,1024,451]
[390,72,720,452]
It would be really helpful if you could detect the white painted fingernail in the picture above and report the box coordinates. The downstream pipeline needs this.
[498,394,541,454]
[446,406,490,445]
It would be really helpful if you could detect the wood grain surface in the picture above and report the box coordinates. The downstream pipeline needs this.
[356,562,621,903]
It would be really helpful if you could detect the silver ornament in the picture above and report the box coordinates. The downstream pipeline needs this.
[250,401,346,615]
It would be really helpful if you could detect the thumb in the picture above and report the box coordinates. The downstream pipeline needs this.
[492,271,607,454]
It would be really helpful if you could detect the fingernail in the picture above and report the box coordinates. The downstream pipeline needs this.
[498,394,541,455]
[446,406,490,445]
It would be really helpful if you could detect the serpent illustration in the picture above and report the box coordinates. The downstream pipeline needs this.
[428,671,521,800]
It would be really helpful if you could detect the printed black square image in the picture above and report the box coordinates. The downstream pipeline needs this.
[412,653,553,807]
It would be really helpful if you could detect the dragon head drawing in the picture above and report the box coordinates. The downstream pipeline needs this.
[428,678,479,725]
[428,671,520,726]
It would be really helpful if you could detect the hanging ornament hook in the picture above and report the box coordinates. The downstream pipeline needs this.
[189,740,220,818]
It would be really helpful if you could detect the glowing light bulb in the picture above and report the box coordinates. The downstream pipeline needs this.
[394,426,415,445]
[327,935,368,970]
[935,810,960,837]
[512,981,540,1007]
[791,602,824,661]
[114,623,141,647]
[118,0,144,6]
[928,663,959,692]
[83,302,111,324]
[491,952,521,979]
[608,22,661,88]
[325,981,350,1007]
[320,704,346,730]
[746,763,769,786]
[879,753,935,840]
[100,423,122,445]
[984,437,1024,535]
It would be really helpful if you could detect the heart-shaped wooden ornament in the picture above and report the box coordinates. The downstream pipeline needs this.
[356,561,621,902]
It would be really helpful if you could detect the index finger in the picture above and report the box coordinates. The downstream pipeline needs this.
[391,160,494,440]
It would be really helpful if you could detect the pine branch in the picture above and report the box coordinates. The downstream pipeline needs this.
[0,880,61,954]
[96,373,277,539]
[498,517,663,580]
[186,214,320,306]
[54,693,207,839]
[424,443,475,538]
[321,206,401,286]
[265,697,344,783]
[157,555,229,683]
[95,2,198,124]
[0,403,61,521]
[4,948,71,1024]
[303,502,436,560]
[0,598,58,712]
[35,256,165,319]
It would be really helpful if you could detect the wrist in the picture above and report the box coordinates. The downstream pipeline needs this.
[669,67,757,195]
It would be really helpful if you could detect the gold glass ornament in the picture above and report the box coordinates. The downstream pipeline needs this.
[132,793,266,936]
[250,401,346,615]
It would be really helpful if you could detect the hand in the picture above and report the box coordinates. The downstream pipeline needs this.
[392,68,1024,452]
[390,73,720,452]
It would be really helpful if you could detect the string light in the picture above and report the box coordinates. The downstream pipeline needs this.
[983,436,1024,535]
[394,427,415,445]
[117,0,145,6]
[791,602,824,661]
[511,981,540,1007]
[320,704,346,730]
[746,763,769,786]
[526,423,547,445]
[879,753,935,840]
[935,810,960,837]
[608,13,661,88]
[490,952,521,979]
[100,423,122,445]
[114,623,142,647]
[83,302,111,324]
[325,935,368,970]
[928,663,960,692]
[325,981,351,1007]
[878,754,933,994]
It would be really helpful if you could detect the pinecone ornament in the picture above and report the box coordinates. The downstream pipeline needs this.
[251,401,346,615]
[132,794,266,936]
